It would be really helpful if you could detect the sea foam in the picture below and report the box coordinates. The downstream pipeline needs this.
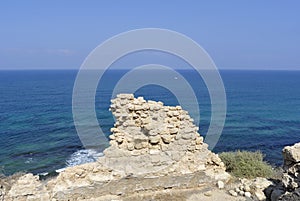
[66,149,103,167]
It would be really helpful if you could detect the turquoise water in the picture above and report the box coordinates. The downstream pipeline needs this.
[0,70,300,175]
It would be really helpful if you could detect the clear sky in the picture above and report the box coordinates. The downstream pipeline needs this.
[0,1,299,70]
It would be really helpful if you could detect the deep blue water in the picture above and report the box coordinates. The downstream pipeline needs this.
[0,70,300,175]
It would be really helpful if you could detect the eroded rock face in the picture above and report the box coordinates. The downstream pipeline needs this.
[7,173,49,201]
[2,94,230,201]
[281,143,300,190]
[266,142,300,201]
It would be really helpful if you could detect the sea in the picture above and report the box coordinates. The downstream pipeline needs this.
[0,69,300,175]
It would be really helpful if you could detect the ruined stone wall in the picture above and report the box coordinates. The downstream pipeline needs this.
[103,94,224,175]
[2,94,230,201]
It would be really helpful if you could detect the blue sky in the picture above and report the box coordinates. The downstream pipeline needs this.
[0,1,299,70]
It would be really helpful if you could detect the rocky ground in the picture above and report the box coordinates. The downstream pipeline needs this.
[0,94,300,201]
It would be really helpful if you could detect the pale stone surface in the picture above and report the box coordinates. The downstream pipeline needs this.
[266,142,300,200]
[254,190,267,201]
[229,189,238,197]
[282,143,300,190]
[204,190,212,196]
[283,142,300,165]
[244,191,251,198]
[187,189,246,201]
[228,177,273,200]
[7,173,50,200]
[217,180,225,189]
[1,94,231,201]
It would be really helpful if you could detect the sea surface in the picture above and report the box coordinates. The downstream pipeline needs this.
[0,69,300,175]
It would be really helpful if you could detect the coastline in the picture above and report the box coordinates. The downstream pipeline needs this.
[1,70,300,175]
[0,94,299,201]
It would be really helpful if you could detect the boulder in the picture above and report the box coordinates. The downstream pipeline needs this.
[228,177,273,200]
[7,173,49,200]
[265,142,300,200]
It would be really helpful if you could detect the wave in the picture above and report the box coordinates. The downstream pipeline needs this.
[38,149,103,179]
[65,149,103,167]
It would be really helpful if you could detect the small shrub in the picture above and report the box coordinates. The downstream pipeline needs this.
[219,150,274,179]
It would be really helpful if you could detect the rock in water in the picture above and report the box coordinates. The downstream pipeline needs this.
[2,94,230,200]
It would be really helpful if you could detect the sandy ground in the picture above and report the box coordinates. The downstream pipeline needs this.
[85,187,249,201]
[187,189,247,201]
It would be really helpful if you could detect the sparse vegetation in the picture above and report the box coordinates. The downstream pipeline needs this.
[219,150,275,179]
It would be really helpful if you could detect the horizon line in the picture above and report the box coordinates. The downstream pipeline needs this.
[1,68,300,71]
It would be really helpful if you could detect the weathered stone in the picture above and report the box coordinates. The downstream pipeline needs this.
[195,145,202,150]
[149,136,160,144]
[283,142,300,165]
[195,136,203,145]
[265,143,300,200]
[244,184,251,192]
[204,190,212,196]
[252,177,273,190]
[229,189,238,197]
[161,135,172,144]
[149,149,160,155]
[8,173,50,200]
[116,137,124,144]
[160,143,168,151]
[217,180,225,189]
[244,191,251,198]
[169,128,179,134]
[127,143,134,151]
[279,188,300,200]
[187,145,196,152]
[140,112,148,118]
[134,141,144,150]
[134,105,143,110]
[254,190,266,201]
[117,94,134,100]
[151,155,161,164]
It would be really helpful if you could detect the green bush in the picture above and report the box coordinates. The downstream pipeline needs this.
[219,150,274,179]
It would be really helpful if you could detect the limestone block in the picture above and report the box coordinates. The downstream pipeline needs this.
[161,135,172,144]
[149,136,160,144]
[169,128,179,134]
